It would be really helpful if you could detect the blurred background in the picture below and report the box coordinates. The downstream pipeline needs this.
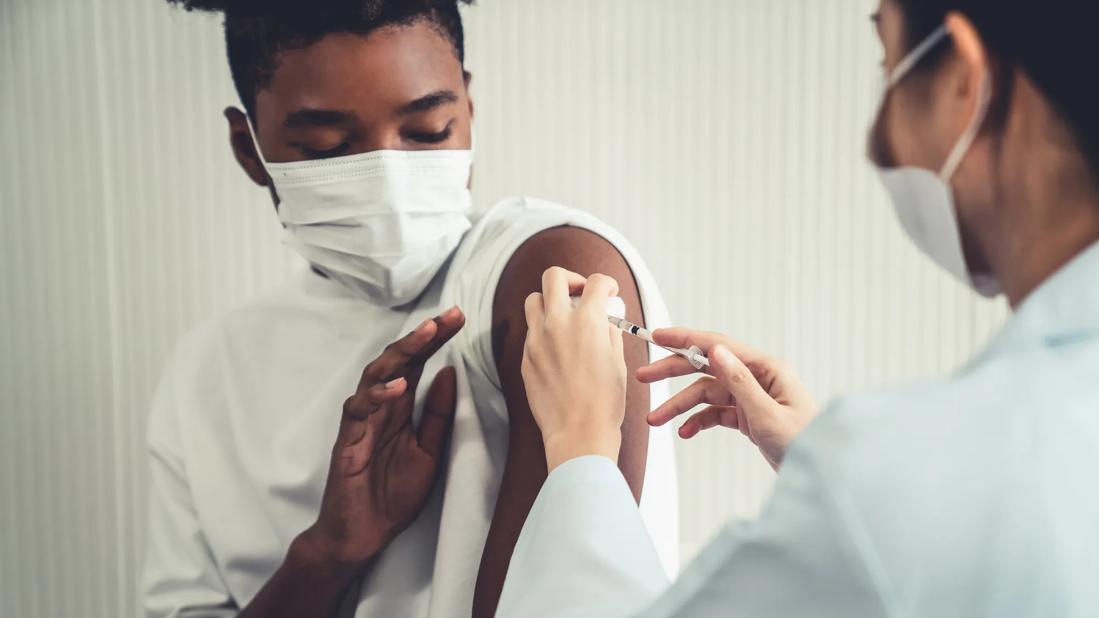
[0,0,1010,615]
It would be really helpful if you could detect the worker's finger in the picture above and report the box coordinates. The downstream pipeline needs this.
[678,406,740,439]
[417,367,457,459]
[647,376,737,427]
[578,273,619,312]
[651,328,765,364]
[524,292,546,332]
[609,321,624,358]
[636,354,699,383]
[708,344,775,413]
[541,267,586,319]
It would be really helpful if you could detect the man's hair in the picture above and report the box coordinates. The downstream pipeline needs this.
[167,0,475,117]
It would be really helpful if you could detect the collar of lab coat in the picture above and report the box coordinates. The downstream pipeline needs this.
[973,240,1099,364]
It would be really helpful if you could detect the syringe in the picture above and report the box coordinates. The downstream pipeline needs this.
[571,297,710,370]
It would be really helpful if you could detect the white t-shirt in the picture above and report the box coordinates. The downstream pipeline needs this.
[142,197,680,618]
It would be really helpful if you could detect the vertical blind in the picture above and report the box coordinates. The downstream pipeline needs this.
[0,0,1008,615]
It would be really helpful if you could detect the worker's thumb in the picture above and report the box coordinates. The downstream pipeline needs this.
[418,366,457,459]
[709,345,773,411]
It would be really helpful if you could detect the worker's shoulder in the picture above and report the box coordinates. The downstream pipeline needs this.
[807,339,1098,458]
[789,355,1033,495]
[788,343,1099,605]
[792,342,1099,514]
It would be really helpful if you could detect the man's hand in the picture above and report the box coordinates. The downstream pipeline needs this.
[241,306,465,618]
[304,305,466,565]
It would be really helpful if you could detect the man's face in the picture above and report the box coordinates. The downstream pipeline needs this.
[243,20,473,166]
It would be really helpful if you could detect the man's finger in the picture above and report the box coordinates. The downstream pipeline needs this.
[418,367,458,459]
[343,378,407,421]
[337,379,405,446]
[647,376,736,426]
[388,309,467,434]
[359,319,439,387]
[408,307,467,372]
[360,307,466,388]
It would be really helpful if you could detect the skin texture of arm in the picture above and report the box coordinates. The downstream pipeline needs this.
[471,226,650,617]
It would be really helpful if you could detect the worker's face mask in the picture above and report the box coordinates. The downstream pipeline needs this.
[248,122,473,307]
[869,25,1001,297]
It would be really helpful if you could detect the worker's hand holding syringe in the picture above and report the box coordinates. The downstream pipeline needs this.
[523,267,818,472]
[638,327,818,470]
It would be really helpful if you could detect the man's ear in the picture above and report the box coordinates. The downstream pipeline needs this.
[224,106,269,188]
[464,70,475,122]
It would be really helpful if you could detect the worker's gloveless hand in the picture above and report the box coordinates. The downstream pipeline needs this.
[302,306,465,567]
[639,329,818,470]
[522,267,627,471]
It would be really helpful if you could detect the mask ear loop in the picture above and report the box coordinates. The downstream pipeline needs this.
[244,115,271,170]
[870,25,951,164]
[880,22,992,182]
[939,69,992,181]
[887,24,950,88]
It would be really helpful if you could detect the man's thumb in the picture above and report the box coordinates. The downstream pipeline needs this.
[418,367,457,458]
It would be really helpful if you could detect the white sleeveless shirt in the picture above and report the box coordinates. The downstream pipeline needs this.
[142,197,679,617]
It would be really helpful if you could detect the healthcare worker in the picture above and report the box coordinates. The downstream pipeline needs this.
[499,0,1099,616]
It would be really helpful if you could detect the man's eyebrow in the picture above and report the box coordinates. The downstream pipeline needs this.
[284,108,357,128]
[395,90,459,117]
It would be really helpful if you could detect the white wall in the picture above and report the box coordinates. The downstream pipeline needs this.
[0,0,1010,615]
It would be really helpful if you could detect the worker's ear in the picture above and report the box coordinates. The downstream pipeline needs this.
[224,106,270,188]
[944,12,992,136]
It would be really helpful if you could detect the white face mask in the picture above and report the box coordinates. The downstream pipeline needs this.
[871,24,1001,297]
[249,122,473,307]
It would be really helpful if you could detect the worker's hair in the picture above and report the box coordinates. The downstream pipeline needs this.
[893,0,1099,180]
[166,0,475,118]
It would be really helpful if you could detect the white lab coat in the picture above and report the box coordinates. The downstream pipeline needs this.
[498,240,1099,618]
[141,198,679,617]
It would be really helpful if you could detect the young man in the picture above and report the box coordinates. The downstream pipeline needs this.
[143,1,678,616]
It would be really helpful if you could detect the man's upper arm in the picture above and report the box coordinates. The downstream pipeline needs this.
[471,225,651,617]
